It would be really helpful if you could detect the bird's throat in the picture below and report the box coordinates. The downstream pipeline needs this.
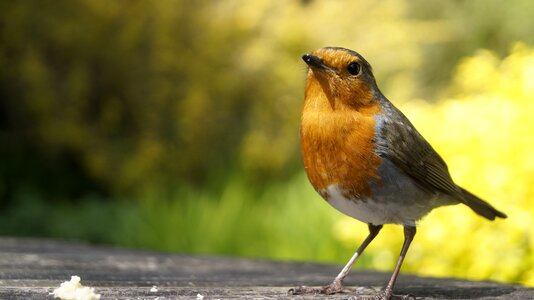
[300,86,382,199]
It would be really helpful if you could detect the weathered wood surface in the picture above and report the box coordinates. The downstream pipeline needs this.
[0,237,531,299]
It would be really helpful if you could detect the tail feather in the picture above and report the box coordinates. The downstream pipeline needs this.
[458,187,507,220]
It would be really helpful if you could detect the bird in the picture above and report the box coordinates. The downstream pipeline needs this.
[289,47,507,299]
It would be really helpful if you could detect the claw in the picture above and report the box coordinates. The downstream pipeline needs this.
[288,284,416,299]
[287,286,323,295]
[346,291,416,300]
[288,280,343,295]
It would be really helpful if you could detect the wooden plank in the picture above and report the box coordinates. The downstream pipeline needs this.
[0,237,531,299]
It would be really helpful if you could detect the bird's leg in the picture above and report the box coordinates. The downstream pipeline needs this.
[325,224,383,294]
[375,225,416,300]
[288,224,382,295]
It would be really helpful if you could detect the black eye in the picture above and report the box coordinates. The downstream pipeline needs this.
[347,62,361,75]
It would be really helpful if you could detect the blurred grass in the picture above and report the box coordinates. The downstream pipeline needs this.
[1,173,357,264]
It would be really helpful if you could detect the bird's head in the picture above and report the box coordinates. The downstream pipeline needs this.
[302,47,378,109]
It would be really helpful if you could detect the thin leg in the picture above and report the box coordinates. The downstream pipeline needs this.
[333,224,383,284]
[288,224,383,295]
[378,225,417,300]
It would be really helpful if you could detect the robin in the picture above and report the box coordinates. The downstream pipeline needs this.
[289,47,507,299]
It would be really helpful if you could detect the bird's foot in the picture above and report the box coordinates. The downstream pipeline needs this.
[288,279,343,295]
[347,289,415,300]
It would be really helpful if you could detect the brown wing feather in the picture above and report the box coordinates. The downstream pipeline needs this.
[376,103,507,220]
[377,112,462,197]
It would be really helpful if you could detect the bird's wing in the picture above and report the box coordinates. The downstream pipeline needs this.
[375,109,462,197]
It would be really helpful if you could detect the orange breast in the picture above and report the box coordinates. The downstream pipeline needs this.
[300,82,382,199]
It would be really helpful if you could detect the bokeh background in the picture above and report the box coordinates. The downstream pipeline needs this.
[1,0,533,286]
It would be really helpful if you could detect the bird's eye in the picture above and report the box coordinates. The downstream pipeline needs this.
[347,62,361,75]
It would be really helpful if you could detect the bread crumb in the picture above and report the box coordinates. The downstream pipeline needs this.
[150,286,158,292]
[196,293,204,300]
[52,276,101,300]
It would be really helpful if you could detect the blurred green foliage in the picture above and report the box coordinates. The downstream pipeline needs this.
[1,0,533,286]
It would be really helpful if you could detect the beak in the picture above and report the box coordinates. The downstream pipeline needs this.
[302,54,332,72]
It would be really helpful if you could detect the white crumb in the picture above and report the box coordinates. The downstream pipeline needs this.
[52,275,101,300]
[196,293,204,300]
[150,285,158,292]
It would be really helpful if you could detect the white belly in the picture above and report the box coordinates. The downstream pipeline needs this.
[319,158,456,226]
[323,184,420,227]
